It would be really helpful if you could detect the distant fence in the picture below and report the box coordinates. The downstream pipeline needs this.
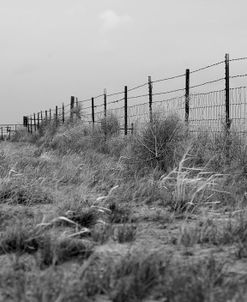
[0,124,24,140]
[20,53,247,138]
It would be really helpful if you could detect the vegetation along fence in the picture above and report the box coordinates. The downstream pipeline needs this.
[0,124,24,140]
[5,53,247,140]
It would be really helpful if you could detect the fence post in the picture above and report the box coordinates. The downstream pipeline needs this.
[70,96,75,122]
[91,97,95,125]
[225,53,231,162]
[225,53,230,132]
[40,111,43,123]
[104,89,107,118]
[1,127,3,140]
[37,112,40,129]
[33,114,37,132]
[148,76,153,123]
[49,109,52,121]
[55,106,58,125]
[185,69,190,123]
[30,117,32,133]
[8,127,11,140]
[124,86,128,135]
[27,117,30,133]
[62,103,65,123]
[45,110,48,122]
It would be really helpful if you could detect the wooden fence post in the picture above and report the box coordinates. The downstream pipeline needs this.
[33,114,37,132]
[23,116,26,127]
[55,106,58,125]
[148,76,153,123]
[30,117,33,134]
[8,127,11,140]
[27,117,30,133]
[124,86,128,135]
[40,111,43,123]
[62,103,65,123]
[91,97,95,125]
[104,89,107,118]
[45,110,48,122]
[37,112,40,129]
[70,96,75,122]
[49,109,52,122]
[185,69,190,123]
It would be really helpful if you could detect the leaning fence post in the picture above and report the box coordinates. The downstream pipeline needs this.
[185,69,190,123]
[148,76,153,123]
[91,97,95,126]
[70,96,75,122]
[124,86,128,135]
[104,89,107,118]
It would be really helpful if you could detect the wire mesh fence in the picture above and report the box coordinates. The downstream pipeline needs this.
[13,53,247,141]
[0,124,24,140]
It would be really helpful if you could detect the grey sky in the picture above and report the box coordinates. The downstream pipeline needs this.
[0,0,247,123]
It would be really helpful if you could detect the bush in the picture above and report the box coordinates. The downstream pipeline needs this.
[100,114,120,137]
[127,113,187,172]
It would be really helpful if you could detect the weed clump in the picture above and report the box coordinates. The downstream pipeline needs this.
[127,114,187,173]
[100,114,120,137]
[0,224,42,254]
[38,237,94,267]
[65,207,100,228]
[114,224,137,243]
[0,183,53,205]
[109,201,132,223]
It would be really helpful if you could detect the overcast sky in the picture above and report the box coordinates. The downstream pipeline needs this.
[0,0,247,123]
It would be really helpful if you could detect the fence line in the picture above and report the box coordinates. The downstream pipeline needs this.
[3,53,247,140]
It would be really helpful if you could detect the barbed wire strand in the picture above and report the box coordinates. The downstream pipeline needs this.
[108,97,125,105]
[190,60,225,74]
[153,87,185,96]
[190,78,225,89]
[230,57,247,62]
[152,73,185,84]
[78,98,91,104]
[107,91,124,97]
[128,94,150,100]
[128,82,148,92]
[230,74,247,79]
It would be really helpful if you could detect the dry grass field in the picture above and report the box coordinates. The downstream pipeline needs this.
[1,114,247,301]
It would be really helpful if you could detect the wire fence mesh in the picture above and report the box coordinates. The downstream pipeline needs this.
[10,54,247,141]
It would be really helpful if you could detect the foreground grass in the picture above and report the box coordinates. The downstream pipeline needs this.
[1,115,247,301]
